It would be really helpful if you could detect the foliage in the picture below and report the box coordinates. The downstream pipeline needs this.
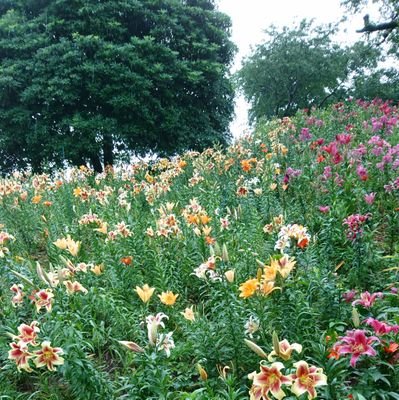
[342,0,399,55]
[0,98,398,399]
[0,0,236,173]
[236,20,380,122]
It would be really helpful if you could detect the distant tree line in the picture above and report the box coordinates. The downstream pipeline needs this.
[237,1,399,123]
[0,0,397,172]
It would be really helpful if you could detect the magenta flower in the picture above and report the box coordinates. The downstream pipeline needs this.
[336,133,352,145]
[356,164,368,181]
[343,213,370,241]
[352,291,383,308]
[342,289,357,303]
[318,206,330,213]
[364,192,376,205]
[364,318,399,336]
[299,127,312,141]
[337,329,379,367]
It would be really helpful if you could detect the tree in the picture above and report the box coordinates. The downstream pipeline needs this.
[236,20,380,122]
[342,0,399,53]
[0,0,236,173]
[351,68,399,101]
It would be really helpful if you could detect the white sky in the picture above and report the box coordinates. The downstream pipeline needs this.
[216,0,372,138]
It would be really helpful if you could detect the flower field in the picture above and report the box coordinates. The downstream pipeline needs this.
[1,99,399,399]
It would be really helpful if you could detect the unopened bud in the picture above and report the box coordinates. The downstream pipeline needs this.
[118,341,145,353]
[352,308,360,327]
[222,244,229,262]
[256,268,263,282]
[197,364,208,381]
[224,269,235,283]
[272,331,280,356]
[214,242,221,257]
[36,262,50,286]
[244,339,268,359]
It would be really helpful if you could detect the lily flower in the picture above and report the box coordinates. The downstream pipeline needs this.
[181,306,195,322]
[158,291,179,306]
[268,339,302,362]
[63,280,88,295]
[239,279,259,299]
[336,329,379,367]
[33,341,64,371]
[10,284,25,307]
[8,342,33,372]
[275,255,296,278]
[365,318,399,336]
[156,332,175,357]
[289,361,327,399]
[16,321,40,346]
[245,316,260,338]
[90,264,104,275]
[146,313,168,346]
[134,284,155,303]
[34,289,54,313]
[259,280,281,297]
[352,291,383,308]
[248,361,292,400]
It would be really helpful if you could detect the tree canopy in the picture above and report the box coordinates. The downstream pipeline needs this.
[342,0,399,54]
[0,0,236,172]
[236,20,381,122]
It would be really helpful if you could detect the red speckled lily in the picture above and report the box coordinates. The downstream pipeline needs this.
[289,361,327,399]
[34,341,64,371]
[248,361,291,400]
[8,342,33,372]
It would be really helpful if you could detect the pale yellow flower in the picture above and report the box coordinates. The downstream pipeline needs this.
[63,280,88,295]
[135,284,155,303]
[53,238,68,250]
[259,280,281,297]
[91,264,104,275]
[94,222,108,234]
[224,269,235,283]
[181,306,195,322]
[158,291,179,306]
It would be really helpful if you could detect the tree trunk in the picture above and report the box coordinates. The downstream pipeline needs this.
[103,133,114,167]
[90,154,103,173]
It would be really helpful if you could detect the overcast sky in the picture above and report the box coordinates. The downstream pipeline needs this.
[216,0,370,138]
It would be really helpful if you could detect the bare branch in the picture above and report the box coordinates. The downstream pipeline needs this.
[357,17,398,33]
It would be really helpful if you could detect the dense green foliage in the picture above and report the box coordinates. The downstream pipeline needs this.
[236,20,381,122]
[0,0,236,173]
[0,99,398,399]
[342,0,399,54]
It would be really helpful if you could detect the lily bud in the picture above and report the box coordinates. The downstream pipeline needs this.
[214,242,221,257]
[36,262,50,286]
[272,331,280,356]
[256,268,263,282]
[244,339,268,358]
[352,308,360,328]
[118,341,145,353]
[224,269,235,283]
[197,363,208,381]
[222,244,229,262]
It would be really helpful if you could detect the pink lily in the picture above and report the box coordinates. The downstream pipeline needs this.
[352,291,383,308]
[365,318,399,336]
[337,329,379,367]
